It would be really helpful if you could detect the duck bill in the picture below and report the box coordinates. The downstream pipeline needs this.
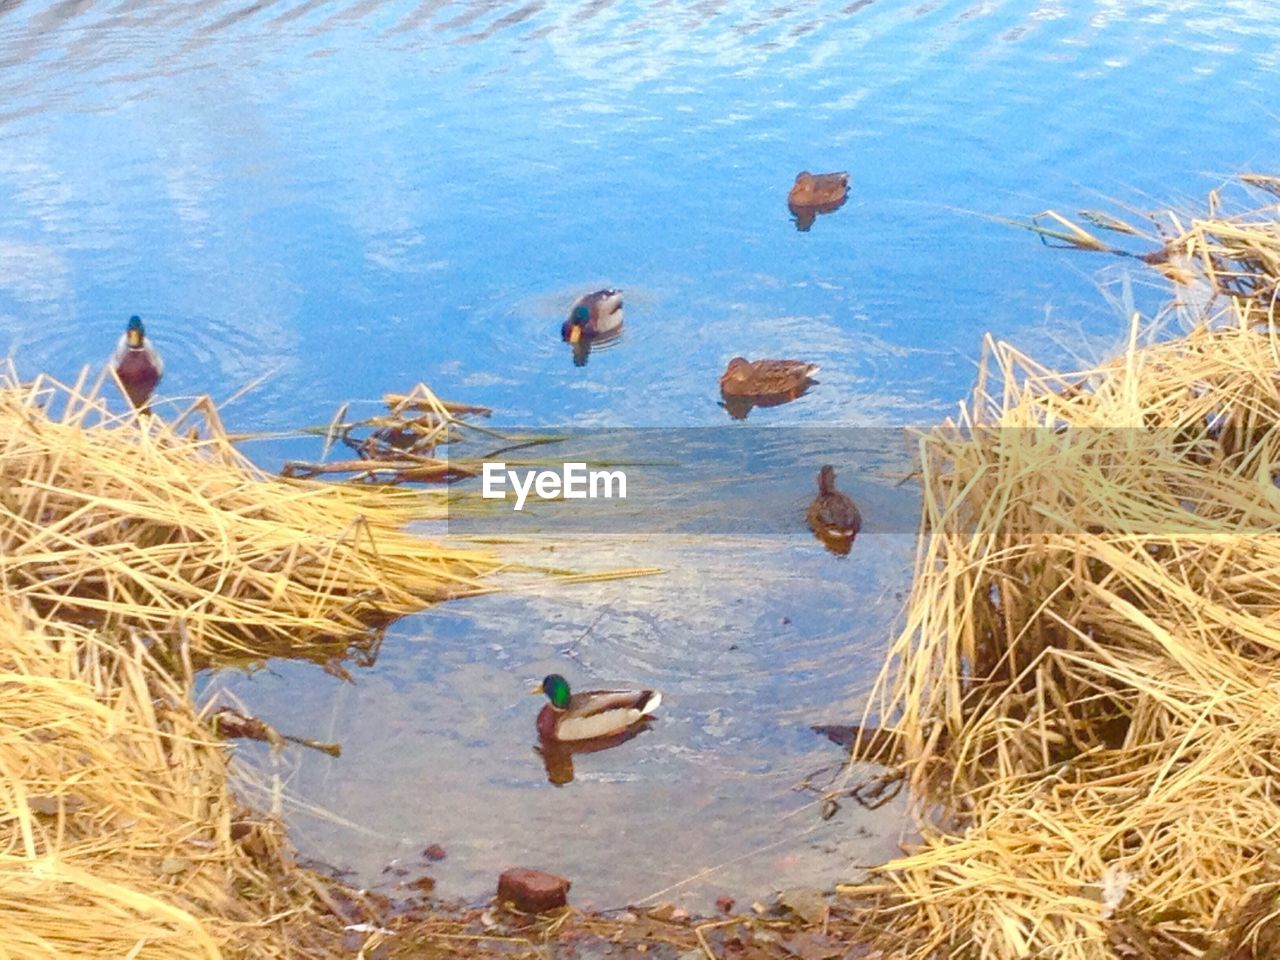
[127,329,143,348]
[568,325,582,345]
[530,682,545,696]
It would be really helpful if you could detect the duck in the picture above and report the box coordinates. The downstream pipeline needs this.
[719,357,819,398]
[532,673,661,742]
[788,172,850,231]
[112,315,164,410]
[561,289,624,347]
[787,171,849,209]
[807,465,862,542]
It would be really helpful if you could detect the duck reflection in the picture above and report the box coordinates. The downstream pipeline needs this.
[810,524,855,557]
[719,382,818,420]
[568,328,624,367]
[535,723,653,786]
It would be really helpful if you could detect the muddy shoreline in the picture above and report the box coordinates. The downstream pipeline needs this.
[311,860,877,960]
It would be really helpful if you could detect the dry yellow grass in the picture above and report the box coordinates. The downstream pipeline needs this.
[0,367,506,663]
[845,179,1280,959]
[0,598,345,959]
[0,370,658,957]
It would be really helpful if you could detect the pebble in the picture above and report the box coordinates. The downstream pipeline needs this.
[496,867,571,913]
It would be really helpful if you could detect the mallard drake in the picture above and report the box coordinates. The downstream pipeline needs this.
[807,465,862,544]
[112,315,164,410]
[788,171,849,208]
[561,290,624,346]
[720,357,819,397]
[533,673,661,742]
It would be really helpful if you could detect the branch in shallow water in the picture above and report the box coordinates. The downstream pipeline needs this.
[280,457,476,482]
[211,707,342,757]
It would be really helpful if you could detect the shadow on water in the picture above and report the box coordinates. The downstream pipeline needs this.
[718,379,819,420]
[789,198,848,233]
[536,723,655,787]
[569,328,624,368]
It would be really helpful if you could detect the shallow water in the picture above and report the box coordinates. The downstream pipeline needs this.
[3,0,1280,910]
[224,535,913,908]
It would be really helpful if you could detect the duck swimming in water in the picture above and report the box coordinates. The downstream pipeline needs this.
[718,357,820,418]
[561,290,624,347]
[807,464,862,553]
[112,315,164,410]
[788,171,849,207]
[719,357,819,398]
[787,171,850,231]
[533,673,661,742]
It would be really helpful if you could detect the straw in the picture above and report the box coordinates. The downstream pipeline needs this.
[844,177,1280,958]
[0,367,508,664]
[0,599,346,959]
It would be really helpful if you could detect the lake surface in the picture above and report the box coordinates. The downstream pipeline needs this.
[3,0,1279,911]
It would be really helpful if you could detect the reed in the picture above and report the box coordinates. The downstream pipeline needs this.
[0,369,663,957]
[846,178,1280,958]
[0,367,505,664]
[0,598,345,959]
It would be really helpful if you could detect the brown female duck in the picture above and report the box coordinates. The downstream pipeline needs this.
[807,465,862,544]
[788,171,849,207]
[788,171,850,230]
[719,357,819,397]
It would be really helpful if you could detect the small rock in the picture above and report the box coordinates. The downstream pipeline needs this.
[497,867,570,913]
[423,843,447,861]
[782,931,843,960]
[647,902,677,921]
[158,857,189,875]
[27,796,60,817]
[716,896,736,914]
[405,875,435,894]
[777,887,828,925]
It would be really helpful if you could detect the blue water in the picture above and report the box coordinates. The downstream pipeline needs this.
[3,0,1279,909]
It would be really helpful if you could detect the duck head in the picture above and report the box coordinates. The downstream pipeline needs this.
[562,305,590,345]
[533,673,571,710]
[125,315,145,349]
[817,464,838,494]
[721,356,751,383]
